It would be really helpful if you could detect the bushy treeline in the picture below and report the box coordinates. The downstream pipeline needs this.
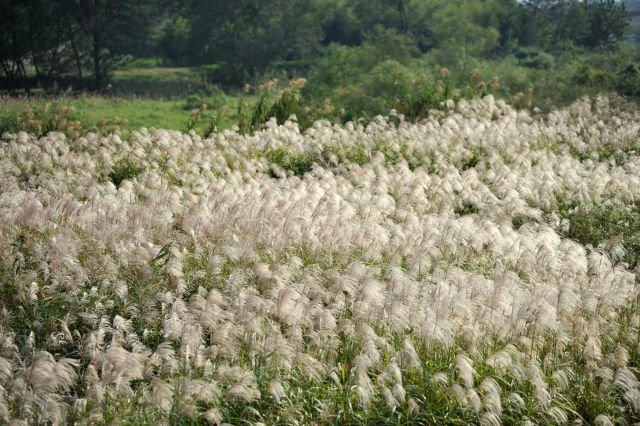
[0,0,634,92]
[0,0,153,91]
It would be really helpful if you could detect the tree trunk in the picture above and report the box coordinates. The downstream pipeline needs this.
[70,34,84,86]
[93,33,102,90]
[32,52,43,88]
[0,60,14,93]
[397,0,408,33]
[18,60,30,94]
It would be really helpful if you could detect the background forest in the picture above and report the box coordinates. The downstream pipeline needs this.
[1,0,640,133]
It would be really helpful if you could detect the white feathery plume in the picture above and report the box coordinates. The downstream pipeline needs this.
[479,377,502,417]
[179,320,202,363]
[23,352,78,395]
[101,345,147,387]
[454,354,475,388]
[551,368,573,392]
[273,287,302,325]
[184,379,220,403]
[611,345,629,369]
[387,359,402,385]
[294,353,326,382]
[359,333,381,365]
[392,382,406,405]
[401,338,421,371]
[547,406,568,424]
[382,386,398,411]
[4,95,640,423]
[506,392,525,409]
[594,366,615,392]
[226,379,261,403]
[203,407,223,425]
[585,336,603,362]
[480,412,501,426]
[353,355,374,410]
[151,378,174,412]
[526,360,551,407]
[148,341,178,377]
[268,379,286,403]
[466,388,482,413]
[223,368,260,403]
[264,333,294,370]
[408,397,420,415]
[450,383,468,408]
[432,372,449,387]
[615,368,640,412]
[593,414,614,426]
[177,393,198,419]
[0,357,11,384]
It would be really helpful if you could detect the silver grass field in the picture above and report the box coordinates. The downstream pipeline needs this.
[1,96,640,424]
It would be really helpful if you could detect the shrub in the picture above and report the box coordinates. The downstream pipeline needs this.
[0,102,129,139]
[108,159,144,187]
[614,64,640,98]
[514,46,554,69]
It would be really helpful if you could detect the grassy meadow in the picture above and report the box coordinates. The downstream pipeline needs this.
[2,95,640,424]
[0,68,245,136]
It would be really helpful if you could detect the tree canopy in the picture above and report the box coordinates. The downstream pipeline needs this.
[0,0,632,91]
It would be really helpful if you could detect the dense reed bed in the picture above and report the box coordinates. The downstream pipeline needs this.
[1,96,640,424]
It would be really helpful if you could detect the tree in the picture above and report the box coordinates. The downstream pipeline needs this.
[154,16,190,66]
[73,0,154,89]
[582,0,630,48]
[425,0,501,67]
[0,0,30,92]
[514,0,629,50]
[185,0,325,86]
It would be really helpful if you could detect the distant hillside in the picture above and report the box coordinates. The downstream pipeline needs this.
[624,0,640,12]
[623,0,640,43]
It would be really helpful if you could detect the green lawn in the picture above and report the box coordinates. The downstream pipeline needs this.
[0,66,252,136]
[0,95,243,135]
[110,66,213,98]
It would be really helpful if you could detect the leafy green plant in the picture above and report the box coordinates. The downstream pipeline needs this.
[0,102,132,139]
[265,147,319,177]
[1,104,83,138]
[559,202,640,268]
[108,159,144,187]
[238,78,308,135]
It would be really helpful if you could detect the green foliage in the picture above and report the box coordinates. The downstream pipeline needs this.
[571,63,611,86]
[514,46,554,69]
[615,64,640,97]
[153,16,191,66]
[424,0,501,66]
[2,0,640,135]
[185,0,325,87]
[0,103,83,139]
[0,95,243,137]
[111,67,214,98]
[0,102,126,139]
[307,26,419,93]
[0,0,635,96]
[514,0,630,51]
[265,147,318,177]
[306,57,501,124]
[238,79,308,135]
[454,201,480,216]
[108,158,144,188]
[560,202,640,268]
[184,109,225,138]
